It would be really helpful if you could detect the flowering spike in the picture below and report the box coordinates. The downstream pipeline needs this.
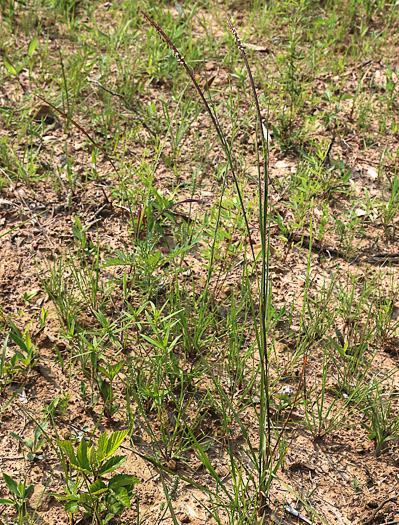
[140,10,186,67]
[140,10,223,139]
[228,20,244,53]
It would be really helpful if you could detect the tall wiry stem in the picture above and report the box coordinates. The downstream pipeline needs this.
[226,16,271,511]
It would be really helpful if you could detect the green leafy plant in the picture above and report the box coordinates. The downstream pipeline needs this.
[39,257,82,336]
[10,422,48,462]
[8,321,38,379]
[22,290,39,306]
[332,209,362,257]
[380,174,399,235]
[361,383,399,457]
[138,10,285,522]
[372,275,399,343]
[167,283,215,356]
[79,381,99,412]
[42,392,70,421]
[302,354,365,439]
[97,360,124,419]
[72,215,96,259]
[55,430,140,523]
[2,36,38,78]
[0,472,32,523]
[38,307,49,329]
[273,1,306,152]
[0,335,12,394]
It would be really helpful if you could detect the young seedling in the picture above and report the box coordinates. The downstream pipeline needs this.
[361,382,399,457]
[54,430,140,523]
[8,321,38,380]
[10,422,48,462]
[0,473,32,523]
[97,360,124,419]
[42,393,70,422]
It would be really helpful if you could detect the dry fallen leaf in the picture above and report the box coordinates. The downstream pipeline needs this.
[367,167,378,179]
[201,74,216,90]
[252,243,276,257]
[30,105,55,124]
[275,160,290,169]
[374,69,386,88]
[242,42,269,53]
[166,458,177,471]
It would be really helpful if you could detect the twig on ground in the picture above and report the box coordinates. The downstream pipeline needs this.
[364,495,399,525]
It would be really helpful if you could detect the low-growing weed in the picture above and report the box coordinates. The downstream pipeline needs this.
[7,321,38,380]
[42,392,70,421]
[361,381,399,457]
[97,360,124,419]
[10,422,48,462]
[54,430,140,523]
[0,472,32,523]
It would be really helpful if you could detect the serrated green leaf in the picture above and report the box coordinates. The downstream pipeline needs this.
[28,36,37,57]
[57,440,78,467]
[65,500,79,513]
[105,430,128,458]
[105,490,125,511]
[108,474,140,490]
[89,479,107,495]
[79,492,92,505]
[2,473,19,497]
[87,444,97,470]
[98,455,126,476]
[113,486,130,508]
[97,432,108,462]
[76,440,91,473]
[3,60,17,76]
